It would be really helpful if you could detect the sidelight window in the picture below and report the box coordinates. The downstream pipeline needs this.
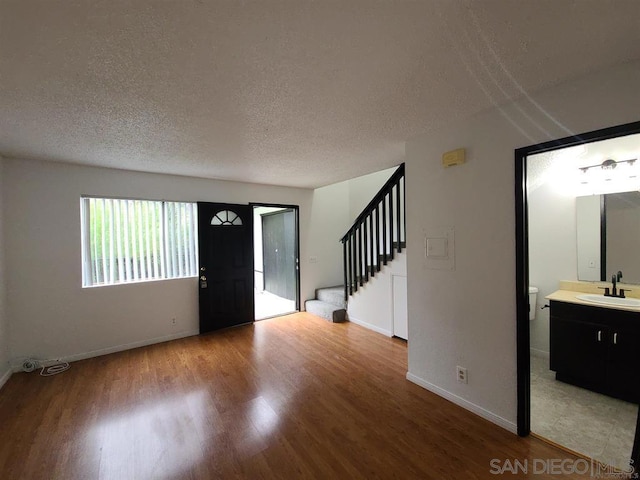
[80,197,198,287]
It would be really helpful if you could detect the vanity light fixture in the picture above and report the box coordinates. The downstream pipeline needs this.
[579,158,637,185]
[579,158,636,174]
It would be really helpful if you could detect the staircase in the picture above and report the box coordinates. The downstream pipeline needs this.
[341,164,405,300]
[305,164,405,324]
[305,286,347,322]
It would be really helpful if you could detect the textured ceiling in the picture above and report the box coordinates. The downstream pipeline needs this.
[1,1,640,188]
[528,133,640,192]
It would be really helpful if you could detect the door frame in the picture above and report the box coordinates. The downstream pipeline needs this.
[514,120,640,436]
[260,208,296,302]
[250,203,301,312]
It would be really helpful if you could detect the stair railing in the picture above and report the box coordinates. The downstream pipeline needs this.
[340,163,405,300]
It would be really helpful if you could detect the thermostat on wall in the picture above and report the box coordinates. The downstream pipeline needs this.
[442,148,466,167]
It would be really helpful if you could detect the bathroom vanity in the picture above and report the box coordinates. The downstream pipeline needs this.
[547,291,640,403]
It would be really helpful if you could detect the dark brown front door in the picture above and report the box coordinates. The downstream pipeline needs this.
[198,202,254,333]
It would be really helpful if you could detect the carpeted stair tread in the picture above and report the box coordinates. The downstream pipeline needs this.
[316,286,346,309]
[305,300,346,323]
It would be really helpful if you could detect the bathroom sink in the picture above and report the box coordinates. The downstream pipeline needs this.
[575,294,640,307]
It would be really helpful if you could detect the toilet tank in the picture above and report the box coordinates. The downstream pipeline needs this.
[528,287,538,321]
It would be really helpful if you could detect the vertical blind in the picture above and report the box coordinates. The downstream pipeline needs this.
[81,198,198,287]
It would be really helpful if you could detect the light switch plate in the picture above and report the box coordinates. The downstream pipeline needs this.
[424,227,455,270]
[426,237,448,258]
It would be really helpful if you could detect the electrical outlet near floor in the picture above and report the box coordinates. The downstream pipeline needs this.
[171,317,177,326]
[456,365,468,384]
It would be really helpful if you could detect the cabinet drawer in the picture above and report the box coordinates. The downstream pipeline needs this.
[550,300,640,329]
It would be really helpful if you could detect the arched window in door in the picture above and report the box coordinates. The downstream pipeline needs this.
[210,210,243,226]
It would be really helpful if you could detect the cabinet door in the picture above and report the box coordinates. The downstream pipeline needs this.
[550,317,607,387]
[607,327,640,403]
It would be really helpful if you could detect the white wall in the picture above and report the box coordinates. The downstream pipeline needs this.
[348,167,397,221]
[576,195,601,282]
[2,154,395,364]
[405,60,640,433]
[4,159,314,363]
[0,157,11,387]
[527,170,577,356]
[304,167,398,298]
[305,182,351,295]
[347,252,406,336]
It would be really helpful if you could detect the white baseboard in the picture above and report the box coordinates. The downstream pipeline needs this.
[0,365,12,390]
[406,371,517,435]
[346,315,392,337]
[11,330,199,372]
[530,348,550,359]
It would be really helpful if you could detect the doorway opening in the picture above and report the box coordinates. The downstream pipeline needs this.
[515,121,640,471]
[252,204,300,320]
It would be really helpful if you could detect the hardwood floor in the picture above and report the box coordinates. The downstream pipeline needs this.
[0,313,590,479]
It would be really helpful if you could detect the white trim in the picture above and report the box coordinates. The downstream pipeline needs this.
[11,330,199,372]
[406,371,517,435]
[0,366,12,390]
[530,348,550,359]
[347,315,392,337]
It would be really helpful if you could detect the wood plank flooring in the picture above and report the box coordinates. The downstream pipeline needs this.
[0,313,591,479]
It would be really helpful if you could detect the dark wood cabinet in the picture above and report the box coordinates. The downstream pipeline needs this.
[550,300,640,403]
[607,326,640,402]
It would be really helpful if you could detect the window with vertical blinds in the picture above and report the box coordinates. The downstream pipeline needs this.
[81,197,198,287]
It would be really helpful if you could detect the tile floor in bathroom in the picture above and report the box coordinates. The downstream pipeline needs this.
[530,354,637,471]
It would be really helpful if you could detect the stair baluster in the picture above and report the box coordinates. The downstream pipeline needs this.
[389,190,394,262]
[368,213,374,278]
[351,230,357,293]
[381,194,387,266]
[340,163,405,300]
[396,182,402,253]
[374,205,380,273]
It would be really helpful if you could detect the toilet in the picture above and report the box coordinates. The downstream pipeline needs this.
[529,286,538,320]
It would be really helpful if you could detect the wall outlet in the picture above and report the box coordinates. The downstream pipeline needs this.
[456,365,468,384]
[171,317,177,325]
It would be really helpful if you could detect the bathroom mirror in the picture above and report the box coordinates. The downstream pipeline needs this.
[577,191,640,284]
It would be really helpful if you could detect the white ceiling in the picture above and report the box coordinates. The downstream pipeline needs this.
[1,1,639,188]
